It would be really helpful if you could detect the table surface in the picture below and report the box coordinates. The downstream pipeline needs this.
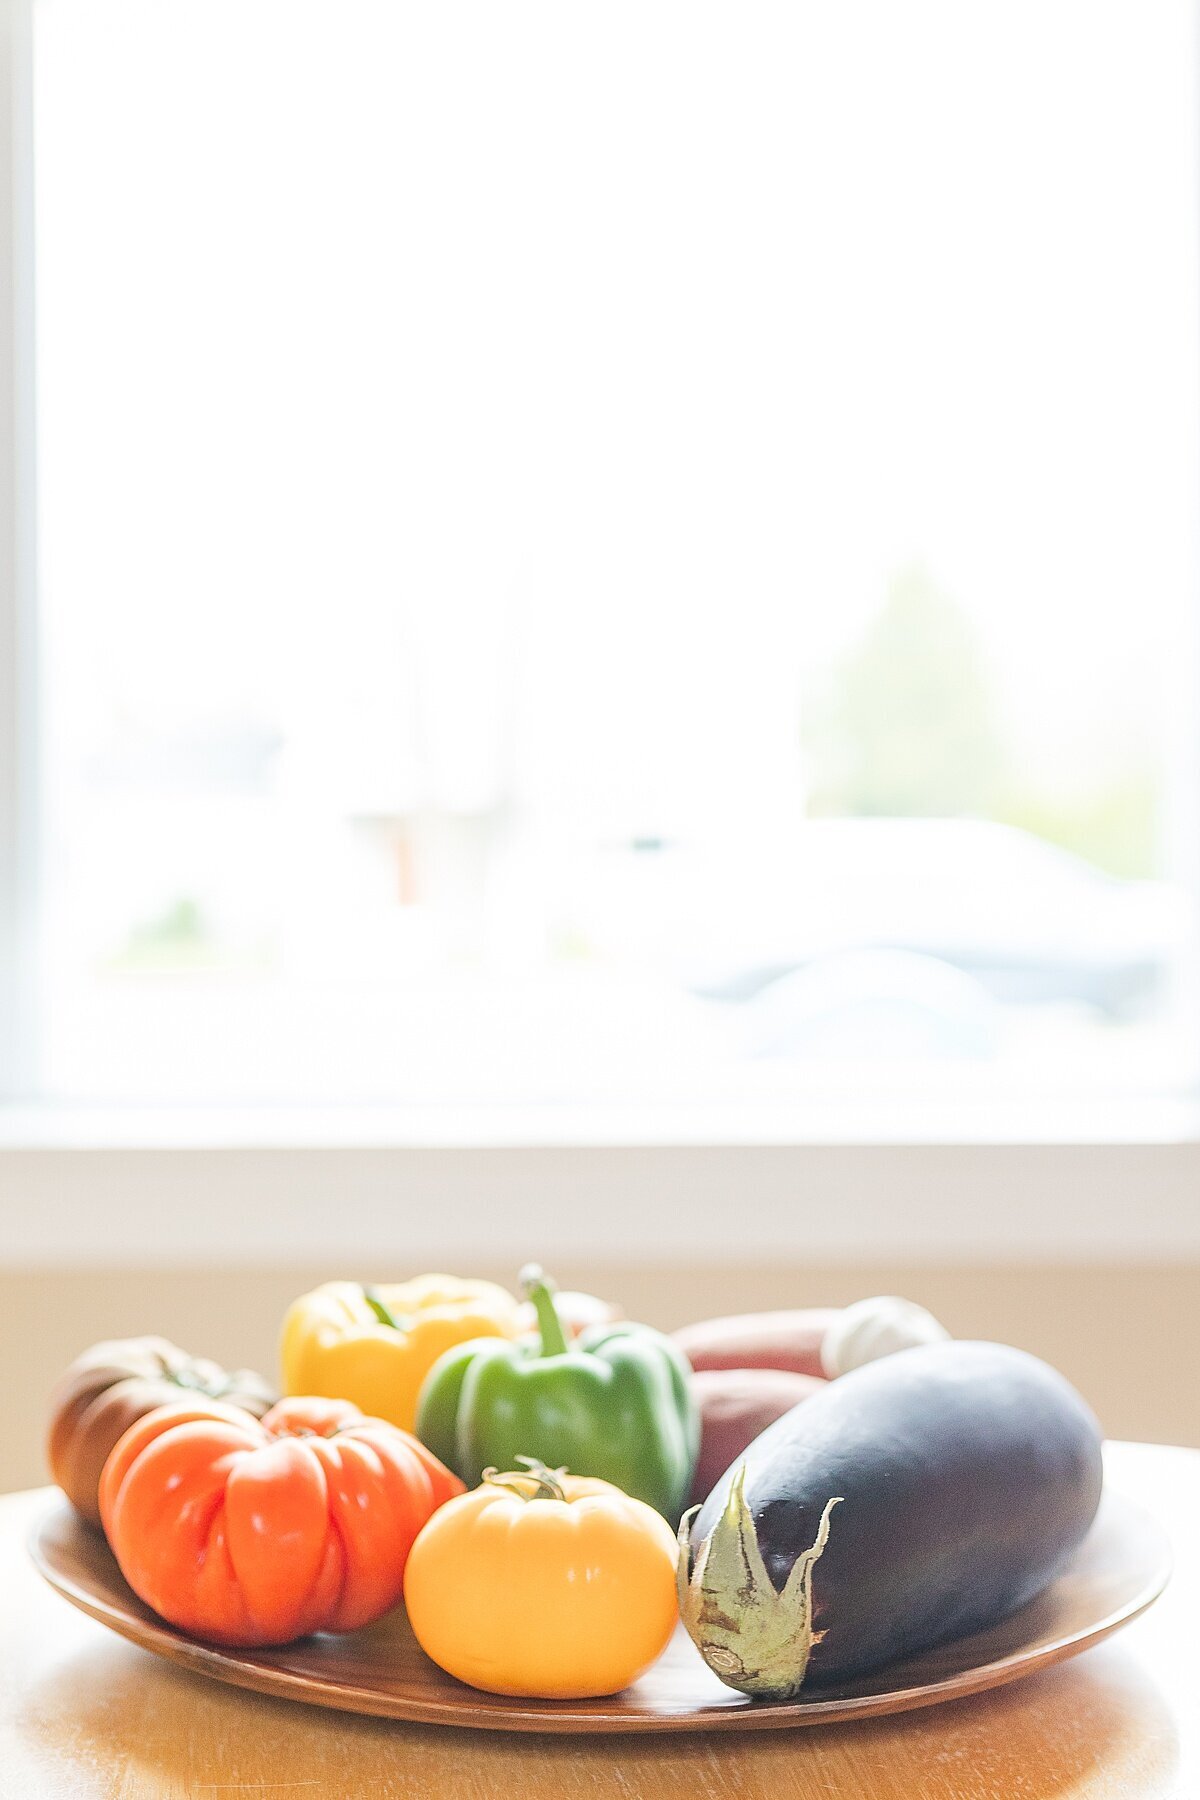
[1,1440,1196,1800]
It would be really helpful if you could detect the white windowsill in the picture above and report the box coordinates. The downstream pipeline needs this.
[2,1093,1200,1151]
[1,1098,1200,1268]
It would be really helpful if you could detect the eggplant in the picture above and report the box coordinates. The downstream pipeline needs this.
[678,1340,1103,1698]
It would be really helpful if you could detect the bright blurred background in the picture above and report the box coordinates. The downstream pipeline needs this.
[29,0,1200,1113]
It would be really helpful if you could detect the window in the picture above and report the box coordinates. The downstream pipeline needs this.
[4,0,1199,1121]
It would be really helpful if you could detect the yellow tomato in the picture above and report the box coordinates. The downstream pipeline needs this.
[403,1463,679,1697]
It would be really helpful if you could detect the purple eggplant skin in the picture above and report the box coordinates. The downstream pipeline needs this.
[689,1340,1104,1686]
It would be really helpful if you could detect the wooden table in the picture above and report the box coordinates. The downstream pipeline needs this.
[1,1441,1195,1799]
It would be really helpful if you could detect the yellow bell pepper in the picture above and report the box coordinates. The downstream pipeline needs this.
[280,1274,523,1432]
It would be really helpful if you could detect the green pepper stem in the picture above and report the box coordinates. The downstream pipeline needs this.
[519,1263,569,1358]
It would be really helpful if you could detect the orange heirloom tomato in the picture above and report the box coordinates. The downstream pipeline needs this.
[403,1460,679,1698]
[99,1394,463,1647]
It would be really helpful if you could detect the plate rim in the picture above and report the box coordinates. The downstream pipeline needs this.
[27,1486,1173,1735]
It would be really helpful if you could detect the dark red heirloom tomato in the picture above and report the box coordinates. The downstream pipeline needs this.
[47,1335,275,1526]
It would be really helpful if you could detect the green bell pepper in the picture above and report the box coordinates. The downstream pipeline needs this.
[415,1265,699,1520]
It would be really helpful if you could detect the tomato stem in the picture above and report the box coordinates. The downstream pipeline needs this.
[165,1366,210,1393]
[483,1457,569,1503]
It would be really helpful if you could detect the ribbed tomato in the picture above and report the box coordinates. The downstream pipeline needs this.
[99,1394,463,1646]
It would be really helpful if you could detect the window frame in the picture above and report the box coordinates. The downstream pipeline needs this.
[0,0,36,1105]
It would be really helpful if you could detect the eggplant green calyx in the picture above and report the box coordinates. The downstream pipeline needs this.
[676,1468,842,1698]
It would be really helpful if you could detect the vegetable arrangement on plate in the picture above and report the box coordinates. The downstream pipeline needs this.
[45,1272,1107,1705]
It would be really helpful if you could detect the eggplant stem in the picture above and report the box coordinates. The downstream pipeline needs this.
[677,1468,843,1700]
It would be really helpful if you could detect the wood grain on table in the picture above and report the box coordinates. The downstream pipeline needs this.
[1,1441,1195,1800]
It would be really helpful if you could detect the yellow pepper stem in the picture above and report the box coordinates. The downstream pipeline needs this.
[361,1286,411,1332]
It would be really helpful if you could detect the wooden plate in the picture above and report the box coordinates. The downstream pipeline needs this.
[28,1486,1170,1734]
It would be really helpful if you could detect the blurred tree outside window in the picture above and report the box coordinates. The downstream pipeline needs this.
[802,567,1160,881]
